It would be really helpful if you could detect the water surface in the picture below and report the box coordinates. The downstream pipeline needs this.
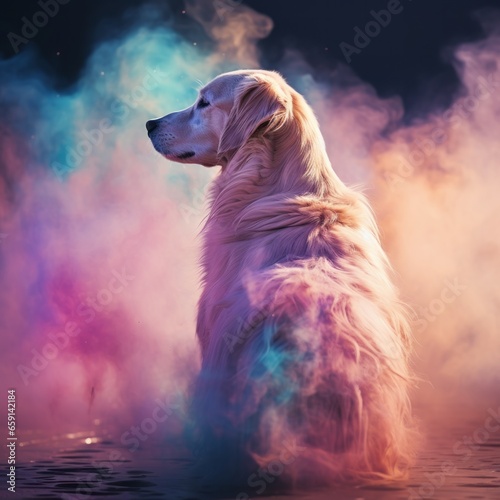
[13,402,500,500]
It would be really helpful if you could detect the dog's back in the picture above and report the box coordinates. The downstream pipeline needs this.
[148,70,415,486]
[192,76,414,485]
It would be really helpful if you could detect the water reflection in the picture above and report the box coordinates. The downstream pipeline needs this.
[16,410,500,500]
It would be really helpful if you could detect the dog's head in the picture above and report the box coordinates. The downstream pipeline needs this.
[146,70,291,167]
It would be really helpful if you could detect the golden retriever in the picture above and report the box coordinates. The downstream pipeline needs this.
[146,69,415,486]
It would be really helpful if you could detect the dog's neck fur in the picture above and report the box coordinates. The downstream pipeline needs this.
[195,90,387,357]
[209,90,348,227]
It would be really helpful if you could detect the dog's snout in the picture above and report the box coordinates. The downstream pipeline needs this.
[146,119,158,134]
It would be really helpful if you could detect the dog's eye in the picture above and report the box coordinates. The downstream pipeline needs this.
[197,97,210,109]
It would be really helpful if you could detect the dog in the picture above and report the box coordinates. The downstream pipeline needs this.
[146,69,415,485]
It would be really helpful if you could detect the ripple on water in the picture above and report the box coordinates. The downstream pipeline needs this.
[14,416,500,500]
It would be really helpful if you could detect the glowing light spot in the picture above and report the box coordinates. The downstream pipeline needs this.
[85,437,92,444]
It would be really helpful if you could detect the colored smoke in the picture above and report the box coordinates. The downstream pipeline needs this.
[0,1,499,441]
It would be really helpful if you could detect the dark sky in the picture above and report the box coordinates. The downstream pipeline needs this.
[1,0,500,116]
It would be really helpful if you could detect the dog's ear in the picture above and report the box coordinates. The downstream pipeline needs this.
[218,74,289,156]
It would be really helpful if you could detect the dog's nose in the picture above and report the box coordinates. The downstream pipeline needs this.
[146,120,158,134]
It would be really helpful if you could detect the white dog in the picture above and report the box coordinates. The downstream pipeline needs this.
[147,70,415,485]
